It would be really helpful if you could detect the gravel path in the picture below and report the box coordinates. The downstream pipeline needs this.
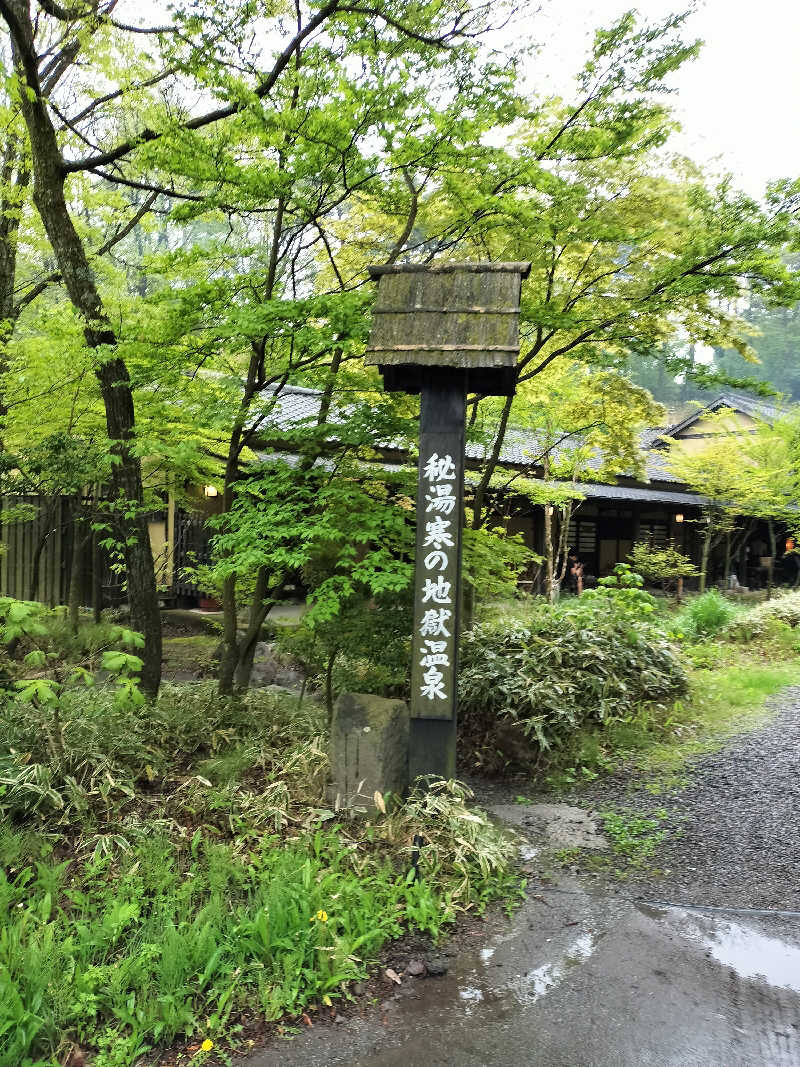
[564,684,800,911]
[471,685,800,911]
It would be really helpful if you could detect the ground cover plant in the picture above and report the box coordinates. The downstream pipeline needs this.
[459,566,688,773]
[466,576,800,788]
[0,606,520,1066]
[671,588,741,641]
[724,588,800,641]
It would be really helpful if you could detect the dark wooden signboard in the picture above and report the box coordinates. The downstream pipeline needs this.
[410,384,466,722]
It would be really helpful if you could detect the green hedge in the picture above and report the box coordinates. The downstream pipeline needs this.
[459,598,687,771]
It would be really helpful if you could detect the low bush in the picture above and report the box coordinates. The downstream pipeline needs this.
[458,590,688,772]
[1,781,517,1067]
[0,619,521,1065]
[672,589,739,640]
[276,591,413,718]
[0,682,325,829]
[725,590,800,641]
[627,542,697,597]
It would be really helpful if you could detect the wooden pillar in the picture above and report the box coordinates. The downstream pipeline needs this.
[365,261,531,787]
[408,377,466,780]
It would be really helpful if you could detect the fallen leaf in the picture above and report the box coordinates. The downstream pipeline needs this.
[302,1013,313,1027]
[384,967,402,985]
[373,790,386,814]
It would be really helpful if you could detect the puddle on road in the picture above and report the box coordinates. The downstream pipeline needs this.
[643,903,800,995]
[518,843,540,863]
[507,932,599,1005]
[457,985,485,1014]
[689,918,800,993]
[450,927,600,1019]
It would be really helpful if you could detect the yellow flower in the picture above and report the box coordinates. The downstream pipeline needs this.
[201,1039,214,1053]
[310,909,328,923]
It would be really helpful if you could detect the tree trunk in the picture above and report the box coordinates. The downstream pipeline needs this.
[325,646,338,727]
[544,504,556,602]
[67,504,83,634]
[470,390,515,531]
[7,11,161,695]
[92,527,102,624]
[699,519,712,594]
[28,500,58,602]
[767,519,777,601]
[723,531,731,584]
[233,565,274,689]
[219,571,239,696]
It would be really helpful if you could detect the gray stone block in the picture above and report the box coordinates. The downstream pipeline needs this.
[330,692,409,808]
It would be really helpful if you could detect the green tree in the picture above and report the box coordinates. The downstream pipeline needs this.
[627,542,697,600]
[470,359,664,602]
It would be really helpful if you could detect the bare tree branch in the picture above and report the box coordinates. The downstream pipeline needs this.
[62,0,342,173]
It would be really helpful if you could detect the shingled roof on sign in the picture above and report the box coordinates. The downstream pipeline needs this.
[365,261,531,395]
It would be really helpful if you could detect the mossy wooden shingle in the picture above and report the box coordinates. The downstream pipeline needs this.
[365,261,531,395]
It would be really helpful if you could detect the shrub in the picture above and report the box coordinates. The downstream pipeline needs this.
[673,589,739,640]
[0,808,518,1066]
[627,542,697,596]
[0,682,323,825]
[276,590,413,718]
[458,596,687,772]
[724,590,800,642]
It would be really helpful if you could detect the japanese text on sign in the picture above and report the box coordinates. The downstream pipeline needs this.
[418,452,457,702]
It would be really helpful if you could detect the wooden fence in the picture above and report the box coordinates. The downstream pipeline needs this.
[0,496,213,607]
[0,495,123,607]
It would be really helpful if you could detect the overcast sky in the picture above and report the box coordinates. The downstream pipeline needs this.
[524,0,800,198]
[127,0,799,198]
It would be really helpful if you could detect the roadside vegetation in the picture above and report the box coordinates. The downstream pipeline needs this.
[0,604,519,1067]
[5,568,800,1060]
[463,571,800,791]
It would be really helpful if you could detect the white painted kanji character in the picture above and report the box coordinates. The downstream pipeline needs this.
[423,639,447,655]
[420,665,447,700]
[422,453,456,482]
[425,484,456,515]
[420,651,450,668]
[424,550,449,571]
[419,608,451,637]
[422,575,452,605]
[423,517,454,550]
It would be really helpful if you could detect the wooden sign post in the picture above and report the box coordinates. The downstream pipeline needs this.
[365,262,530,780]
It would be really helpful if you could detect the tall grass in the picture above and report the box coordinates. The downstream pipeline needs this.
[672,589,740,640]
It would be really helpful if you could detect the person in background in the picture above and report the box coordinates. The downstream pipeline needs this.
[567,548,584,596]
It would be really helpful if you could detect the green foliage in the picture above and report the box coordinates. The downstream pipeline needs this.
[277,589,413,711]
[462,526,538,601]
[0,613,520,1062]
[0,816,515,1065]
[582,563,658,619]
[600,809,668,864]
[724,590,800,641]
[627,542,698,594]
[673,590,740,641]
[210,457,414,628]
[458,594,687,772]
[0,681,325,826]
[0,678,518,1065]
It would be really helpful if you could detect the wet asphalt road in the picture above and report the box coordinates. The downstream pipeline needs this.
[245,689,800,1066]
[246,882,800,1067]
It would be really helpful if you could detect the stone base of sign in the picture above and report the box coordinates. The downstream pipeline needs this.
[408,717,456,782]
[330,692,409,808]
